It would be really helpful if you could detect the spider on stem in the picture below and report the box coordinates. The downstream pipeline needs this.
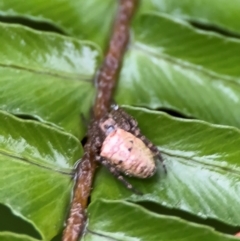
[90,105,166,194]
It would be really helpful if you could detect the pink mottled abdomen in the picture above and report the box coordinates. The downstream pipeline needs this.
[100,129,156,178]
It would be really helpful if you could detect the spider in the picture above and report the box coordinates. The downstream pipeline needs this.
[90,105,166,194]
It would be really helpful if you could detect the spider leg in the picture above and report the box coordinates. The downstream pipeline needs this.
[156,153,167,174]
[118,108,138,127]
[108,107,136,132]
[118,108,138,129]
[96,156,143,195]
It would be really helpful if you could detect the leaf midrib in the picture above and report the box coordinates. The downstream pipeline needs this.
[162,150,240,176]
[132,42,240,86]
[0,63,92,82]
[0,150,74,176]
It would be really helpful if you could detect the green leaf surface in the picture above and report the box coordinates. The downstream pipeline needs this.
[133,14,240,79]
[0,110,82,240]
[0,232,39,241]
[0,23,100,79]
[0,67,94,138]
[83,233,111,241]
[92,106,240,226]
[85,200,238,241]
[140,0,240,36]
[0,0,117,48]
[116,13,240,128]
[0,23,99,138]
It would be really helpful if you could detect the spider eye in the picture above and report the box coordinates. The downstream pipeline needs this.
[104,124,115,135]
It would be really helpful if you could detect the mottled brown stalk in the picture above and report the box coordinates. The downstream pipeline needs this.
[62,0,138,240]
[94,0,138,119]
[62,142,96,240]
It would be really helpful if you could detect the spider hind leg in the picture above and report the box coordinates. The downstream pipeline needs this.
[156,153,167,174]
[96,156,143,195]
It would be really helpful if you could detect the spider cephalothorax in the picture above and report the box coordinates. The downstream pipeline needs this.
[93,105,166,194]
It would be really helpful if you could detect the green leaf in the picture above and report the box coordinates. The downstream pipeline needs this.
[0,23,100,78]
[0,0,117,48]
[0,23,99,138]
[83,233,110,241]
[140,0,240,35]
[85,199,238,241]
[0,110,82,240]
[92,106,240,226]
[116,13,240,128]
[0,232,39,241]
[133,14,240,79]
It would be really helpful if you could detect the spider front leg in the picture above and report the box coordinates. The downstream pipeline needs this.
[95,156,142,195]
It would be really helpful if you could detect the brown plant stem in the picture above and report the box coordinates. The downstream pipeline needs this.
[94,0,138,119]
[62,1,138,240]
